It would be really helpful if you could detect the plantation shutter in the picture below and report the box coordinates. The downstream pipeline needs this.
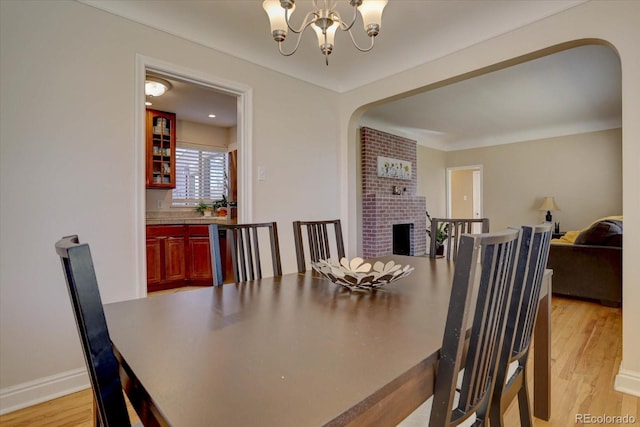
[172,147,227,206]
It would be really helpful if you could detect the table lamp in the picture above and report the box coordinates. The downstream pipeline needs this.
[538,196,560,223]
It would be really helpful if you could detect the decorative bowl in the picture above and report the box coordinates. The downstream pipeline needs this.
[311,257,414,291]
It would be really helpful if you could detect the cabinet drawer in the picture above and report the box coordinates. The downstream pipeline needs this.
[146,225,185,238]
[188,225,210,236]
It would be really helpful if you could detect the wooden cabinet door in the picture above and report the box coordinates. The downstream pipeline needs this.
[146,109,176,189]
[188,236,213,281]
[146,238,162,285]
[165,236,186,281]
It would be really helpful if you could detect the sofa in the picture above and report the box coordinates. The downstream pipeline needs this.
[547,217,622,307]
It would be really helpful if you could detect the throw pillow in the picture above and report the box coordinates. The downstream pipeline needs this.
[575,220,623,246]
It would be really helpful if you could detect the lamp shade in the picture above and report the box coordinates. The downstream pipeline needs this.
[358,0,388,32]
[263,0,294,35]
[538,197,560,212]
[312,20,339,50]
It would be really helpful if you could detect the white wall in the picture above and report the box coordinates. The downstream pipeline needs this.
[446,129,622,232]
[0,0,339,412]
[176,119,230,151]
[416,145,447,218]
[340,1,640,397]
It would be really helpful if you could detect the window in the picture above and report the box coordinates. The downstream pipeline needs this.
[172,147,227,206]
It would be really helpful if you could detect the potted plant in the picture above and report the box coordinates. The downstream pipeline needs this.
[431,223,450,256]
[195,201,213,217]
[427,212,449,256]
[212,195,228,217]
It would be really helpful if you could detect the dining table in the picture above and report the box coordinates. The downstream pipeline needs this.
[104,255,551,427]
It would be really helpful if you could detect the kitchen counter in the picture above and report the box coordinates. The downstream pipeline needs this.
[146,211,236,225]
[146,217,233,225]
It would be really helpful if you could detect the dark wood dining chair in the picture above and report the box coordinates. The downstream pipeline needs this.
[55,235,139,427]
[292,219,345,273]
[209,222,282,285]
[489,224,552,427]
[429,217,490,260]
[400,228,520,426]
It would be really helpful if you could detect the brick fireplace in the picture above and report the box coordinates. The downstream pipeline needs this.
[361,127,427,258]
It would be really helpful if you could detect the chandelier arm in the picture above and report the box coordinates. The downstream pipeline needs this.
[285,9,318,34]
[277,28,309,56]
[336,3,359,32]
[347,29,376,52]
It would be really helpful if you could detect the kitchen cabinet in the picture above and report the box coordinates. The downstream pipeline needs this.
[165,236,186,281]
[145,238,162,285]
[146,225,186,292]
[186,225,214,284]
[146,224,232,292]
[146,109,176,189]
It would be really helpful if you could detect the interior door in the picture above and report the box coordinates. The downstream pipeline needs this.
[448,166,483,232]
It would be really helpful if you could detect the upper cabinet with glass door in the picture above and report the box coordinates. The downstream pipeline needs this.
[146,109,176,189]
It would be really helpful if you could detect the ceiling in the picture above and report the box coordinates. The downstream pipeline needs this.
[363,44,621,150]
[81,0,621,150]
[144,73,238,128]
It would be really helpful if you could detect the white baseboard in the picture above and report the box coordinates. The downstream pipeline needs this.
[615,367,640,397]
[0,368,90,415]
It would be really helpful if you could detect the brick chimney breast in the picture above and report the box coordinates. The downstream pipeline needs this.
[361,127,427,258]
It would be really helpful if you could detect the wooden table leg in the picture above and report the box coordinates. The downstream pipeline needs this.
[533,271,552,420]
[93,397,98,427]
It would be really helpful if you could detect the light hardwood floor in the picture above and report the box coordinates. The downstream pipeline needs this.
[1,294,638,426]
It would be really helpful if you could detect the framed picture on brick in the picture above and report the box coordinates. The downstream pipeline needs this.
[377,156,411,180]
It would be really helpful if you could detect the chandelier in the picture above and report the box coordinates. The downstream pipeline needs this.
[262,0,388,65]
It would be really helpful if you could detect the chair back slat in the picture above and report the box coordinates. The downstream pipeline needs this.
[210,222,282,285]
[251,227,262,280]
[321,223,332,259]
[293,219,346,273]
[307,225,320,261]
[306,222,331,261]
[235,227,254,281]
[429,217,490,260]
[228,228,243,281]
[55,235,132,427]
[430,228,519,426]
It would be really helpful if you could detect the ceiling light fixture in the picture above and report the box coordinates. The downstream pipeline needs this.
[262,0,387,65]
[145,77,172,97]
[208,114,216,118]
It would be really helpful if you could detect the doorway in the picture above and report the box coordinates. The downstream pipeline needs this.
[135,55,253,297]
[447,165,483,232]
